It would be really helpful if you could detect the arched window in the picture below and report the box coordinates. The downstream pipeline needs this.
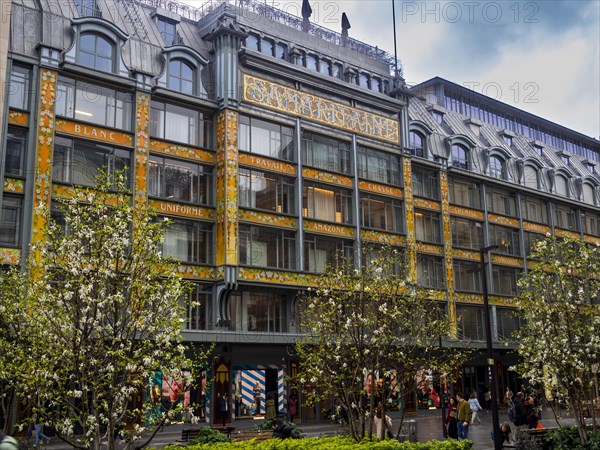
[168,59,194,95]
[451,144,469,170]
[583,183,596,205]
[523,165,539,189]
[78,33,114,72]
[408,131,424,158]
[489,155,505,179]
[555,174,569,197]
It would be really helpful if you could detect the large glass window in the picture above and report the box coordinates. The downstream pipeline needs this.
[303,183,352,225]
[520,195,548,223]
[5,127,27,177]
[239,115,294,161]
[486,187,517,216]
[408,131,425,158]
[361,194,403,233]
[451,144,469,170]
[184,284,211,331]
[8,65,30,110]
[523,165,539,189]
[0,196,22,246]
[453,260,481,292]
[304,234,354,273]
[555,175,569,197]
[302,132,351,174]
[78,33,114,73]
[553,204,578,231]
[582,184,596,205]
[449,177,481,209]
[497,308,520,340]
[239,168,295,214]
[456,304,485,341]
[583,212,600,236]
[415,210,441,243]
[412,166,439,199]
[450,217,482,249]
[227,291,287,333]
[168,60,194,95]
[162,218,212,264]
[56,77,133,131]
[150,101,212,148]
[417,254,445,289]
[52,137,131,186]
[148,155,213,205]
[357,146,402,186]
[239,225,296,270]
[157,17,178,45]
[489,155,506,180]
[492,266,520,296]
[523,231,544,256]
[488,224,521,257]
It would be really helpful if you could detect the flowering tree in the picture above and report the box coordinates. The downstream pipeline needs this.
[0,266,36,434]
[25,172,209,450]
[295,245,461,441]
[514,235,600,443]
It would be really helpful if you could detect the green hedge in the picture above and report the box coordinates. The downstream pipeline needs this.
[179,437,473,450]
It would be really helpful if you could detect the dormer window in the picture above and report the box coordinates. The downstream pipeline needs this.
[261,38,274,56]
[588,163,596,174]
[275,42,287,59]
[246,34,260,51]
[78,33,114,72]
[158,47,208,98]
[503,135,512,147]
[319,59,331,76]
[534,146,543,157]
[489,155,506,180]
[333,63,343,79]
[157,17,181,46]
[432,110,444,124]
[306,54,318,71]
[168,59,194,95]
[561,155,570,165]
[359,73,370,89]
[371,77,381,93]
[451,144,469,170]
[408,131,425,158]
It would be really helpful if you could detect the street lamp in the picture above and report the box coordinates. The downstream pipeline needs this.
[480,244,502,450]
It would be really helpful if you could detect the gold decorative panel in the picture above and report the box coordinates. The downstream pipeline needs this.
[176,265,216,281]
[55,119,133,147]
[8,109,29,126]
[416,242,444,255]
[238,267,319,286]
[358,180,403,198]
[4,178,24,193]
[452,248,480,261]
[413,197,441,211]
[487,213,519,227]
[215,110,239,266]
[150,140,215,164]
[0,248,20,264]
[239,153,296,176]
[403,159,416,283]
[440,172,456,337]
[555,228,579,239]
[360,229,405,246]
[491,254,523,267]
[304,220,355,238]
[523,221,550,234]
[134,93,151,213]
[239,209,296,228]
[584,234,600,244]
[150,200,215,221]
[243,74,399,144]
[302,168,353,187]
[449,205,485,220]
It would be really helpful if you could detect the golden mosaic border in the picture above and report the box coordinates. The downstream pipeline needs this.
[304,220,355,238]
[55,119,133,147]
[555,228,579,239]
[150,200,215,221]
[455,292,516,306]
[358,180,403,198]
[449,205,484,220]
[413,197,441,211]
[134,93,151,213]
[403,159,416,283]
[522,221,550,234]
[242,74,399,144]
[491,254,523,267]
[176,265,216,281]
[452,248,480,261]
[239,153,296,176]
[0,247,21,264]
[360,229,405,246]
[440,172,456,337]
[238,267,319,286]
[416,242,444,255]
[488,213,519,228]
[150,140,215,164]
[584,234,600,244]
[4,178,24,193]
[8,109,29,126]
[302,167,353,187]
[239,209,296,228]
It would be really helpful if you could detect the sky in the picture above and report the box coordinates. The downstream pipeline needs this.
[182,0,600,140]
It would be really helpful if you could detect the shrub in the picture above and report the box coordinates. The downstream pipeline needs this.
[188,427,230,445]
[179,436,473,450]
[538,426,600,450]
[252,419,305,439]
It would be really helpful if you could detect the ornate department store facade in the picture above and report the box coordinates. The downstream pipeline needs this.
[1,0,599,422]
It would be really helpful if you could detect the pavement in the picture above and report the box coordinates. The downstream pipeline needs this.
[37,407,578,449]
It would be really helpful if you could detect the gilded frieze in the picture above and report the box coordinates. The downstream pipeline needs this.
[490,254,523,267]
[452,248,480,261]
[242,74,399,144]
[302,168,353,187]
[4,178,24,193]
[449,205,485,220]
[0,248,20,265]
[176,265,216,280]
[358,180,403,198]
[304,220,355,238]
[239,153,296,176]
[8,109,29,126]
[555,228,579,239]
[522,221,550,234]
[416,242,444,255]
[584,234,600,244]
[134,93,151,213]
[150,140,215,164]
[417,288,447,301]
[413,197,441,211]
[238,267,319,286]
[55,119,133,147]
[239,209,296,228]
[150,200,215,221]
[360,229,405,246]
[403,159,416,283]
[487,213,519,227]
[440,172,456,336]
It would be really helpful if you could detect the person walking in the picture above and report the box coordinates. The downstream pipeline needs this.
[219,393,230,427]
[445,396,459,439]
[484,389,492,411]
[512,392,529,430]
[468,391,482,425]
[456,393,472,440]
[504,387,514,406]
[32,419,50,448]
[288,394,297,422]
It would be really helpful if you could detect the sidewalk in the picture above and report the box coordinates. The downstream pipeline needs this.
[41,408,576,449]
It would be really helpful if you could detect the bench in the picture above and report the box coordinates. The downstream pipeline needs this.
[230,429,272,442]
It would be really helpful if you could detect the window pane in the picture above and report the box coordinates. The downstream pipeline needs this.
[8,65,30,110]
[162,219,213,264]
[5,127,27,176]
[0,197,22,246]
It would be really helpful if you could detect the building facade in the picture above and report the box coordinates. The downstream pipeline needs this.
[1,0,599,422]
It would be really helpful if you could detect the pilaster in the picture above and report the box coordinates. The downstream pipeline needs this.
[403,159,416,284]
[440,171,457,338]
[133,93,151,215]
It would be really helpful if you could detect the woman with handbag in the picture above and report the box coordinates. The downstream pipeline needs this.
[445,396,459,439]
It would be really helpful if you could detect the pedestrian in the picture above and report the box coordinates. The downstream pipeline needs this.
[512,392,528,429]
[253,383,262,415]
[456,393,472,440]
[484,389,491,411]
[219,393,230,427]
[32,418,50,448]
[468,391,482,425]
[504,387,513,406]
[525,396,539,429]
[445,396,458,439]
[288,394,297,422]
[373,403,393,439]
[266,394,276,420]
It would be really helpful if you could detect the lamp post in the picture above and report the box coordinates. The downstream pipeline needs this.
[480,244,502,450]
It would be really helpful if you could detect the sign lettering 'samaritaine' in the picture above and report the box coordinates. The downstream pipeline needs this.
[243,75,399,144]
